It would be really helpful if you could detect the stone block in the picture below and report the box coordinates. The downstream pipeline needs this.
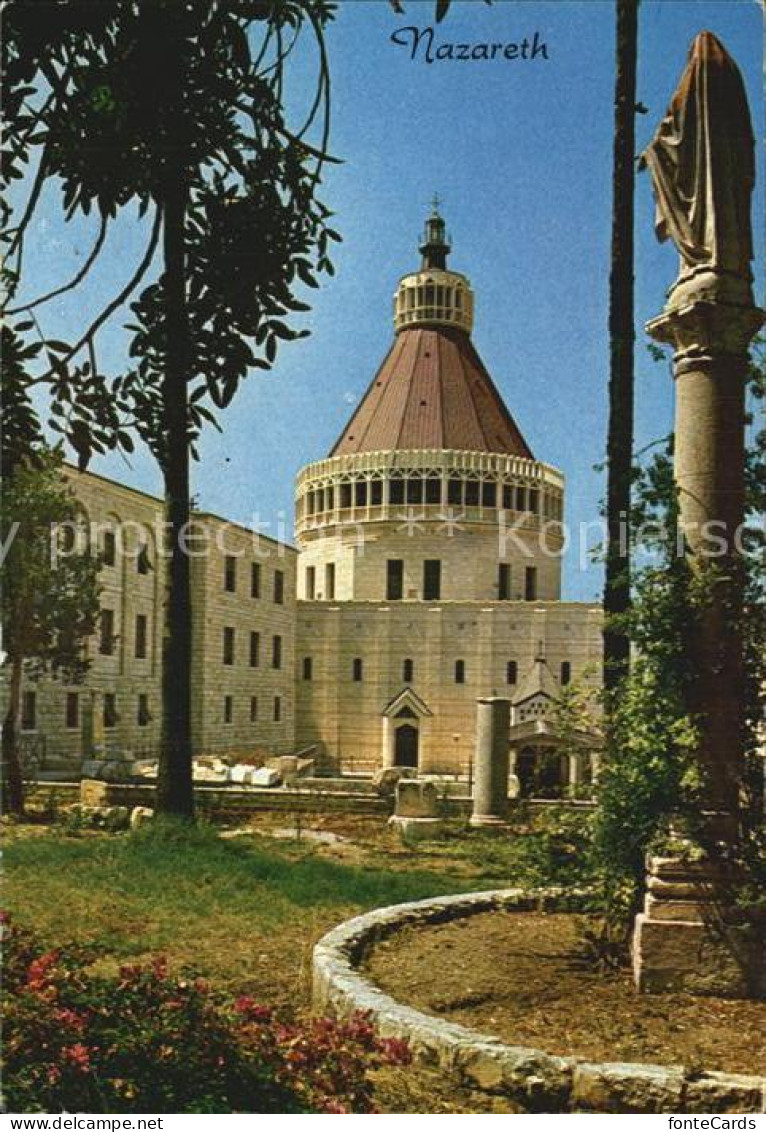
[130,806,154,829]
[252,766,281,788]
[229,764,254,785]
[644,893,706,923]
[682,1072,766,1114]
[633,913,765,998]
[80,778,109,806]
[388,815,445,844]
[130,760,158,778]
[394,779,439,818]
[372,766,415,796]
[573,1062,685,1114]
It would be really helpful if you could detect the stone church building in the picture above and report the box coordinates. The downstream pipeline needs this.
[12,208,603,785]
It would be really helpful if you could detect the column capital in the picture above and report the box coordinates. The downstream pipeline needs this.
[647,279,763,377]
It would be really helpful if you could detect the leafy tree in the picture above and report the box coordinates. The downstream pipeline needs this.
[2,0,338,817]
[592,343,766,932]
[1,449,101,815]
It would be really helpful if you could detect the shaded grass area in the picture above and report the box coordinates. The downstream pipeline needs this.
[4,820,481,1007]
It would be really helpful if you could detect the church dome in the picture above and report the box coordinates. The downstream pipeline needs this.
[330,200,533,460]
[295,203,565,605]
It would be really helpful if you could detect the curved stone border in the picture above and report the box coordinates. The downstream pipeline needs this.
[313,889,766,1114]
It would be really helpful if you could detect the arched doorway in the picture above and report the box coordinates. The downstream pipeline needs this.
[394,724,419,768]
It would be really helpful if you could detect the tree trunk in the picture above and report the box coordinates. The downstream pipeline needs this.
[155,19,194,820]
[604,0,639,694]
[2,656,26,815]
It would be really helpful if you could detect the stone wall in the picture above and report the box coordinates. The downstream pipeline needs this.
[2,468,298,772]
[313,890,766,1114]
[296,601,603,773]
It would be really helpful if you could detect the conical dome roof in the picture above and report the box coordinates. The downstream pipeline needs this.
[330,326,533,458]
[330,205,532,460]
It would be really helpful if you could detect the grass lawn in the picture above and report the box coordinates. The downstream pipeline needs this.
[3,807,595,1113]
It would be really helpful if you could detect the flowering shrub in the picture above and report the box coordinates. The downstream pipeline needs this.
[1,917,410,1114]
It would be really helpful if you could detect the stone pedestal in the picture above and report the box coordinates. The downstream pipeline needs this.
[388,779,444,843]
[470,698,511,827]
[633,856,765,999]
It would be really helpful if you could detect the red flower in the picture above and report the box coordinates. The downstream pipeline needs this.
[61,1044,91,1073]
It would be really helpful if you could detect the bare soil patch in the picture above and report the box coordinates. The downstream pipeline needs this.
[364,911,766,1078]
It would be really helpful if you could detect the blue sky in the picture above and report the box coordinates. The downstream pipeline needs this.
[16,0,765,599]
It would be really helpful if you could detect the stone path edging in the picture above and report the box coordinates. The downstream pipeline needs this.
[312,888,766,1114]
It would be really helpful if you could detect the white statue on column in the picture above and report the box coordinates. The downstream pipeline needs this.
[640,30,755,298]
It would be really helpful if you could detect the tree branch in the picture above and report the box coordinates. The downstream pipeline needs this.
[42,208,162,377]
[6,214,109,316]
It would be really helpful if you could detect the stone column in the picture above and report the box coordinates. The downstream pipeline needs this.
[82,690,106,764]
[470,698,511,827]
[567,752,581,796]
[633,274,764,997]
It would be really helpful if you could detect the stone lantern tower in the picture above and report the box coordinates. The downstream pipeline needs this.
[294,203,566,606]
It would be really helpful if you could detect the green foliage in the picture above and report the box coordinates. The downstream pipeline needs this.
[593,347,766,931]
[1,916,410,1114]
[2,0,339,467]
[1,448,101,680]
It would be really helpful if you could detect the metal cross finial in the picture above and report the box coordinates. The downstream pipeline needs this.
[430,192,442,215]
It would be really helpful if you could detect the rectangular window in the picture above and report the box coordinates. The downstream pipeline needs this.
[250,696,258,723]
[465,481,480,506]
[389,479,405,505]
[561,662,572,686]
[447,478,463,506]
[354,480,368,507]
[455,660,466,685]
[249,631,260,668]
[425,478,441,505]
[224,555,237,593]
[224,695,233,724]
[103,531,116,567]
[21,690,36,731]
[529,489,540,514]
[223,626,235,666]
[137,543,150,575]
[273,570,284,604]
[403,658,414,683]
[65,691,79,730]
[506,660,518,686]
[482,481,497,508]
[251,562,261,598]
[525,567,538,602]
[386,559,404,601]
[303,656,313,681]
[272,635,282,669]
[306,566,316,600]
[498,564,511,601]
[340,483,352,509]
[99,609,115,656]
[325,563,336,601]
[423,559,441,601]
[502,484,513,510]
[137,693,150,727]
[352,658,363,682]
[515,486,527,511]
[406,478,423,504]
[104,693,117,729]
[273,696,281,723]
[135,613,148,659]
[370,480,383,506]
